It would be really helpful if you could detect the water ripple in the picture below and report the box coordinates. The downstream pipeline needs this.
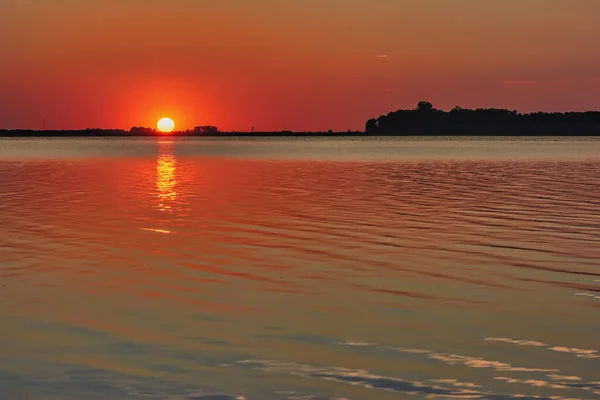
[238,359,565,399]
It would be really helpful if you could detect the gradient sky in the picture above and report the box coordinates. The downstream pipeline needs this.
[1,0,600,131]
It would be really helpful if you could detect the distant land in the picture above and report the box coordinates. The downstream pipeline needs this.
[1,102,599,137]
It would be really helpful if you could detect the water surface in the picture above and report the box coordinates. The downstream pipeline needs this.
[1,137,599,399]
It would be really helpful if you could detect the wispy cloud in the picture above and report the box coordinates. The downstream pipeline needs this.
[502,80,541,86]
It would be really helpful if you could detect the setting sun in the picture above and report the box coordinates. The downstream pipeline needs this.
[157,118,175,133]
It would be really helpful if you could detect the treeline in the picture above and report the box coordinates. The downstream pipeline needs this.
[3,102,599,137]
[366,101,600,136]
[0,127,364,137]
[0,126,222,137]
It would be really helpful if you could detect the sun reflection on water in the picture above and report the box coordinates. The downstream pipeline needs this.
[156,141,177,212]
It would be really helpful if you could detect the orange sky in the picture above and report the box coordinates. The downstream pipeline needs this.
[1,0,599,131]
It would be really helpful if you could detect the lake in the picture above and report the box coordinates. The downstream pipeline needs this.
[1,137,599,400]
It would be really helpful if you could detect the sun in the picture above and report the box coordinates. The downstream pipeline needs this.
[157,117,175,133]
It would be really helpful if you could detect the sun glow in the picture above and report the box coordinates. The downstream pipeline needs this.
[157,117,175,133]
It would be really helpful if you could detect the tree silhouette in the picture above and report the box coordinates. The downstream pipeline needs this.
[365,118,378,134]
[194,126,219,134]
[417,101,434,112]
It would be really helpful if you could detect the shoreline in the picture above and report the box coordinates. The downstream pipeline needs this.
[1,131,600,138]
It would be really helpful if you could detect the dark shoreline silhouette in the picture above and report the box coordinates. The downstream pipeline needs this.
[366,101,600,136]
[2,102,599,137]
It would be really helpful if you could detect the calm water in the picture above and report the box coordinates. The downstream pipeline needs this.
[1,137,599,400]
